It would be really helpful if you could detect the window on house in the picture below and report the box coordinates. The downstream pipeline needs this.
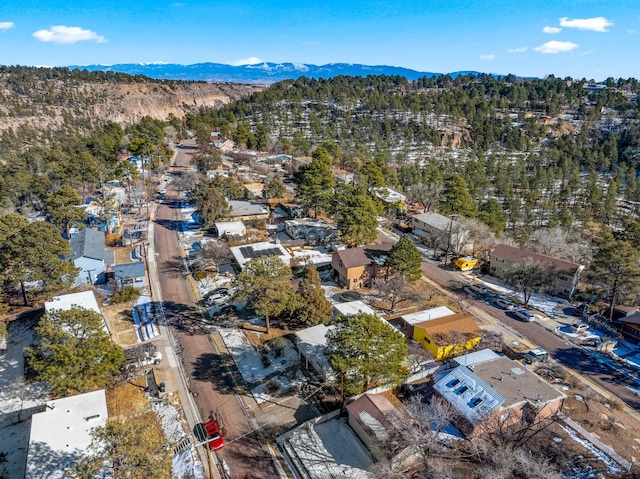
[471,398,483,408]
[559,275,568,281]
[423,337,431,344]
[491,266,496,272]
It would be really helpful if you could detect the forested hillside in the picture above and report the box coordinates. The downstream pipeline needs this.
[187,74,640,239]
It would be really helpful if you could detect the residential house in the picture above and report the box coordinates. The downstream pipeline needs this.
[69,228,115,286]
[346,393,421,471]
[229,241,291,270]
[332,300,378,319]
[411,212,473,255]
[110,262,146,288]
[214,221,247,239]
[294,324,336,381]
[372,187,407,215]
[399,306,456,337]
[412,313,482,359]
[489,244,584,298]
[332,248,372,290]
[25,389,108,479]
[243,182,265,200]
[435,356,566,436]
[614,311,640,342]
[284,218,336,245]
[331,244,393,290]
[226,200,270,221]
[45,291,108,333]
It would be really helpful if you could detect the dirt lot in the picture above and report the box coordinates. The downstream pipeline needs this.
[102,302,139,346]
[107,375,149,419]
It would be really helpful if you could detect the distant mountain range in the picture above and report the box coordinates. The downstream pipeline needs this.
[68,62,486,84]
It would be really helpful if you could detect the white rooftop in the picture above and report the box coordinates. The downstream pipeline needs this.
[45,291,101,316]
[453,348,501,367]
[333,300,377,318]
[401,306,455,326]
[230,241,291,269]
[373,187,407,204]
[294,324,335,378]
[26,389,108,479]
[434,366,504,426]
[291,248,332,266]
[214,221,246,235]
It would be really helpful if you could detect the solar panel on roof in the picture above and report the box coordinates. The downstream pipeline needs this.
[239,246,283,259]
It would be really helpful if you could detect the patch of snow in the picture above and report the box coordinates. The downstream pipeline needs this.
[250,369,306,404]
[559,424,621,475]
[151,394,204,479]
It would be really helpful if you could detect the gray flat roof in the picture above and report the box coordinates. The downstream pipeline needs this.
[111,262,146,279]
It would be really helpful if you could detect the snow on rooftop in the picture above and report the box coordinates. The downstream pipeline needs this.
[230,241,291,269]
[45,291,101,315]
[333,300,377,318]
[26,389,107,479]
[401,306,455,325]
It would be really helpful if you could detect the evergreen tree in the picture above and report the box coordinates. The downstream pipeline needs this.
[328,312,409,395]
[27,307,125,395]
[235,257,298,333]
[388,235,423,282]
[440,174,477,218]
[296,264,332,326]
[45,185,88,237]
[334,185,380,246]
[70,419,172,479]
[294,147,335,217]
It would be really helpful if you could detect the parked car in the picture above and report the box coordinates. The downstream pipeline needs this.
[570,322,589,333]
[513,309,535,322]
[494,298,515,310]
[465,284,490,296]
[521,348,548,364]
[194,420,224,451]
[206,290,231,306]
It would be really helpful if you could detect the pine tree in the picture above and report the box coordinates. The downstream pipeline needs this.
[388,235,423,282]
[440,174,477,218]
[296,264,332,326]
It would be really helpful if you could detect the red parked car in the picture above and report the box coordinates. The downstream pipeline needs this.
[203,419,224,450]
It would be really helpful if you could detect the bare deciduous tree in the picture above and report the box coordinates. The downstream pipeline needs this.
[408,183,443,213]
[373,275,423,313]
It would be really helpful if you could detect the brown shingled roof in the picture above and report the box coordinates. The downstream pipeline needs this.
[491,244,582,275]
[334,247,371,268]
[415,314,481,346]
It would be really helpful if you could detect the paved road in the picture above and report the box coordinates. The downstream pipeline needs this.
[155,147,277,479]
[420,260,640,411]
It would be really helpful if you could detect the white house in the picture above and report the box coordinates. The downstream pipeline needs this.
[411,212,473,254]
[294,324,336,381]
[69,228,114,285]
[214,221,246,239]
[25,389,108,479]
[45,291,108,333]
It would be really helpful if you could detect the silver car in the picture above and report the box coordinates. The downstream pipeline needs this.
[495,298,515,310]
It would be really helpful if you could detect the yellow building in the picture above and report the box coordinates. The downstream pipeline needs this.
[454,257,481,271]
[413,314,482,359]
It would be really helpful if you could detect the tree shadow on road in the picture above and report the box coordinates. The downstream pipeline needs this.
[154,218,187,232]
[157,256,189,279]
[162,300,208,336]
[191,352,239,396]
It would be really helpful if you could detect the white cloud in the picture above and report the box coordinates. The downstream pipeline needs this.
[507,47,527,53]
[534,40,579,54]
[543,26,562,34]
[0,21,15,31]
[231,57,263,66]
[559,16,613,32]
[32,25,106,44]
[480,54,495,61]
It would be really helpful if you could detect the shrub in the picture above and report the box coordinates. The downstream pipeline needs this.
[268,336,288,357]
[111,286,141,304]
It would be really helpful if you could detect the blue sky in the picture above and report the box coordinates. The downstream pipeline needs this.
[0,0,637,80]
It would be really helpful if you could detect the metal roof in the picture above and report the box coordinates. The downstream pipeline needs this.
[434,366,505,426]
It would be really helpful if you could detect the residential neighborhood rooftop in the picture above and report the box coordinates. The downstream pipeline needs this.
[44,291,102,316]
[401,306,455,326]
[415,314,481,346]
[434,365,505,426]
[333,300,378,318]
[25,389,108,479]
[333,247,371,269]
[230,241,291,269]
[69,228,114,263]
[491,244,583,274]
[452,348,501,367]
[471,356,567,408]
